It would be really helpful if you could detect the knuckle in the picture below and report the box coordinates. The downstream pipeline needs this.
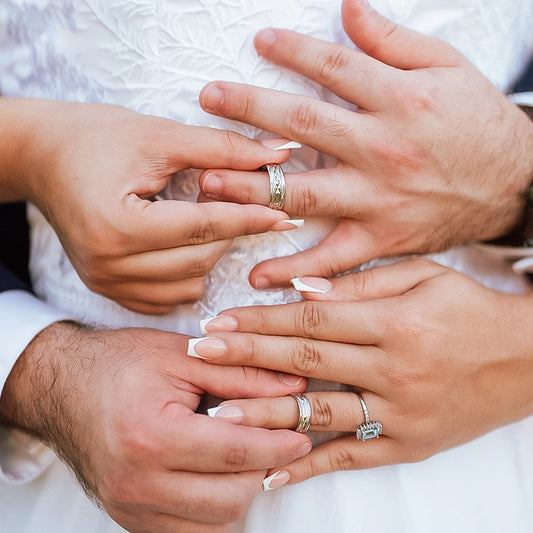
[222,500,248,523]
[310,395,333,427]
[291,181,318,214]
[188,218,218,245]
[349,268,376,297]
[285,102,319,140]
[298,301,325,337]
[324,119,354,139]
[222,130,249,162]
[223,441,249,470]
[291,338,322,375]
[328,445,356,472]
[315,46,349,84]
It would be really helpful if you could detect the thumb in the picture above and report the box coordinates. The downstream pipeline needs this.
[341,0,461,69]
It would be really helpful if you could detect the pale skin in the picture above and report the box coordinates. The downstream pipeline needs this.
[0,98,297,313]
[0,323,310,532]
[198,0,533,289]
[192,259,533,484]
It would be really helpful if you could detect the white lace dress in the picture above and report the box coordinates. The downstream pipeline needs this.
[1,1,533,532]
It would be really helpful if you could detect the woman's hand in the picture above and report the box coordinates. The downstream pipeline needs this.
[0,99,296,313]
[198,0,533,288]
[187,259,533,483]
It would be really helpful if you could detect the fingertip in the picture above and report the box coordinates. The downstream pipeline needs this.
[254,28,277,56]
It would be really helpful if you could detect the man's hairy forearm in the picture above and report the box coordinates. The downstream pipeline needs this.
[0,320,100,497]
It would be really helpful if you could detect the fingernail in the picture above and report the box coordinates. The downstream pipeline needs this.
[298,441,312,456]
[360,0,374,12]
[252,276,270,290]
[201,172,223,197]
[201,84,224,112]
[187,337,227,359]
[208,404,244,423]
[270,219,305,231]
[262,470,290,492]
[290,277,332,294]
[200,315,238,335]
[279,373,302,386]
[261,138,302,151]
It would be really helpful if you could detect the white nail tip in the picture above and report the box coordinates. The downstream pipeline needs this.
[281,219,304,228]
[273,141,302,151]
[207,405,224,417]
[187,338,205,359]
[200,317,216,335]
[262,471,282,491]
[290,278,327,294]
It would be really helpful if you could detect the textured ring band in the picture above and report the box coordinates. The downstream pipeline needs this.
[266,164,286,210]
[354,392,383,442]
[291,393,312,433]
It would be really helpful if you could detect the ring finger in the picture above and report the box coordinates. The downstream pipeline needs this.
[209,391,389,436]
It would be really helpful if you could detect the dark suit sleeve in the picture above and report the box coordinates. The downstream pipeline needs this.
[513,58,533,92]
[0,202,31,292]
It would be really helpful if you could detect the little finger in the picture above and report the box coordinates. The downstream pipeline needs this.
[270,434,400,485]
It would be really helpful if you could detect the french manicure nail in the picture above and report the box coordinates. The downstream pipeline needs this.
[279,372,303,386]
[253,276,270,290]
[262,470,290,491]
[274,141,302,151]
[261,138,302,151]
[187,337,227,359]
[270,219,305,231]
[200,315,238,335]
[207,404,244,423]
[290,277,332,294]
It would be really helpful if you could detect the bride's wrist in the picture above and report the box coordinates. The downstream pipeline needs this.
[0,98,65,206]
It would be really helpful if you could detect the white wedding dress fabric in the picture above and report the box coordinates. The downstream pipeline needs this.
[1,1,533,532]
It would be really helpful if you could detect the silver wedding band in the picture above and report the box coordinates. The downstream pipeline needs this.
[354,392,383,442]
[291,393,311,433]
[266,164,286,210]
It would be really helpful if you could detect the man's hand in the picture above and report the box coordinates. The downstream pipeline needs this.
[0,323,310,532]
[0,99,296,313]
[198,0,533,288]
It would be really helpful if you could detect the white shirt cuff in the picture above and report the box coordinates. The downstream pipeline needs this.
[0,290,72,484]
